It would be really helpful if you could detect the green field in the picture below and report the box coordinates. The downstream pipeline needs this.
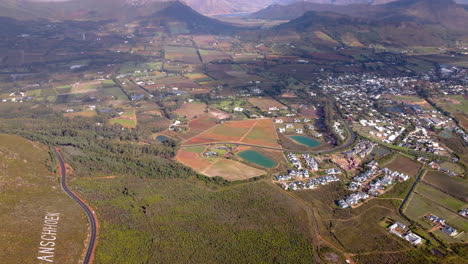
[73,178,315,264]
[102,80,117,88]
[435,95,468,113]
[404,193,467,237]
[110,118,137,128]
[0,135,87,263]
[103,87,128,100]
[440,162,465,175]
[415,183,466,212]
[423,170,467,201]
[184,146,206,154]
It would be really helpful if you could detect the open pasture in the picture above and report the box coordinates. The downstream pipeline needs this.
[423,170,468,202]
[176,149,212,172]
[198,49,230,63]
[248,97,286,111]
[242,119,281,148]
[184,73,213,83]
[71,81,102,93]
[109,110,137,129]
[404,193,467,241]
[183,119,281,148]
[415,183,466,212]
[188,114,219,132]
[382,154,421,177]
[203,159,266,180]
[174,102,207,119]
[165,46,200,64]
[192,35,217,49]
[64,110,97,118]
[184,120,255,145]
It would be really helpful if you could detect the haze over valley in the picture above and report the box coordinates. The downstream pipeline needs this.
[0,0,467,264]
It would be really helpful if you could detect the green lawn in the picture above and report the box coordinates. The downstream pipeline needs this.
[110,118,137,128]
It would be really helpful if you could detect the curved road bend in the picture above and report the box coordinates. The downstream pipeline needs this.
[53,148,97,264]
[181,122,357,154]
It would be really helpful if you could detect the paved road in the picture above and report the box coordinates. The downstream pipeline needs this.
[181,122,357,154]
[53,148,97,264]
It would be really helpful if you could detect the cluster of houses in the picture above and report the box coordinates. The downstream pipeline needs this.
[280,175,340,191]
[320,72,459,156]
[454,126,468,145]
[275,152,342,191]
[339,161,409,207]
[274,169,310,181]
[360,120,406,143]
[332,122,346,140]
[302,154,318,171]
[427,161,460,177]
[366,168,409,196]
[343,140,376,159]
[2,92,27,103]
[401,127,447,155]
[204,151,217,157]
[389,222,423,246]
[275,118,313,134]
[287,152,303,169]
[337,192,369,209]
[425,214,460,237]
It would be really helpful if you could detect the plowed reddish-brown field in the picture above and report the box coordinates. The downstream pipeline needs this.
[183,119,280,148]
[176,149,211,171]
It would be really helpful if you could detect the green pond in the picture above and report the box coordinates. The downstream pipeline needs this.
[238,150,276,168]
[289,136,320,147]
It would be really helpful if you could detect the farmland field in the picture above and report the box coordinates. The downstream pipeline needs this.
[110,118,137,128]
[184,119,281,148]
[110,110,137,129]
[382,154,421,176]
[174,102,207,119]
[0,135,87,264]
[64,110,97,118]
[183,120,256,145]
[415,183,466,212]
[72,81,101,93]
[176,149,212,172]
[404,193,467,241]
[103,87,128,100]
[198,49,230,62]
[423,170,468,201]
[187,114,219,132]
[242,119,281,148]
[248,97,286,111]
[433,95,468,130]
[165,46,200,64]
[203,159,266,180]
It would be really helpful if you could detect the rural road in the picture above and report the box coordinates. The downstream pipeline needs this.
[181,122,357,154]
[53,148,97,264]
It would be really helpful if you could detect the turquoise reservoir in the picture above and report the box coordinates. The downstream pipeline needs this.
[238,150,276,168]
[289,136,320,147]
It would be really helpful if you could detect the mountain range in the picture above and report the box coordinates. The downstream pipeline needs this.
[0,0,466,47]
[248,0,468,49]
[251,0,468,32]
